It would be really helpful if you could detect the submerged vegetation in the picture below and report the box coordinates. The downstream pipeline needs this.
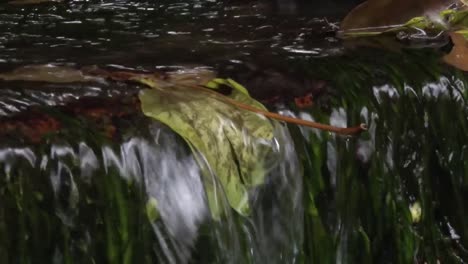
[0,0,467,263]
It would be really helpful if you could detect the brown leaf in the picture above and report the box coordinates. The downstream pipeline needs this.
[341,0,457,31]
[8,0,62,5]
[443,32,468,70]
[0,64,104,83]
[166,68,216,87]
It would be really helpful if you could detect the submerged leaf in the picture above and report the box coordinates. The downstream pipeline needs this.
[0,64,103,83]
[138,78,276,217]
[166,68,216,87]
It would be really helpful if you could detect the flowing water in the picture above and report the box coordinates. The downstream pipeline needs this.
[0,0,467,263]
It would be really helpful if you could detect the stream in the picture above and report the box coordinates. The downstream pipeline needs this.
[0,1,467,263]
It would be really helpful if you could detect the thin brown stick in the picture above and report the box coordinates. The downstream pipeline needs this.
[186,83,367,136]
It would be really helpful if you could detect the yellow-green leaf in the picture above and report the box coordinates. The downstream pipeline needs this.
[138,78,276,218]
[409,201,422,223]
[146,197,160,222]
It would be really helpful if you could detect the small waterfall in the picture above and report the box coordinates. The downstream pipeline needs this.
[0,117,303,263]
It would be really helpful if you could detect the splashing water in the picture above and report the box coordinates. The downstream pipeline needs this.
[0,109,302,263]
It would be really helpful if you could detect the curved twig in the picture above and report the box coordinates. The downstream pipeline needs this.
[186,84,367,136]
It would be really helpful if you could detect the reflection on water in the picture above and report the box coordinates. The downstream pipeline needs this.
[0,0,348,116]
[0,0,344,67]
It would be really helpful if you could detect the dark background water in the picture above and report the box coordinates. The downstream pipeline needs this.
[0,0,363,67]
[0,0,365,115]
